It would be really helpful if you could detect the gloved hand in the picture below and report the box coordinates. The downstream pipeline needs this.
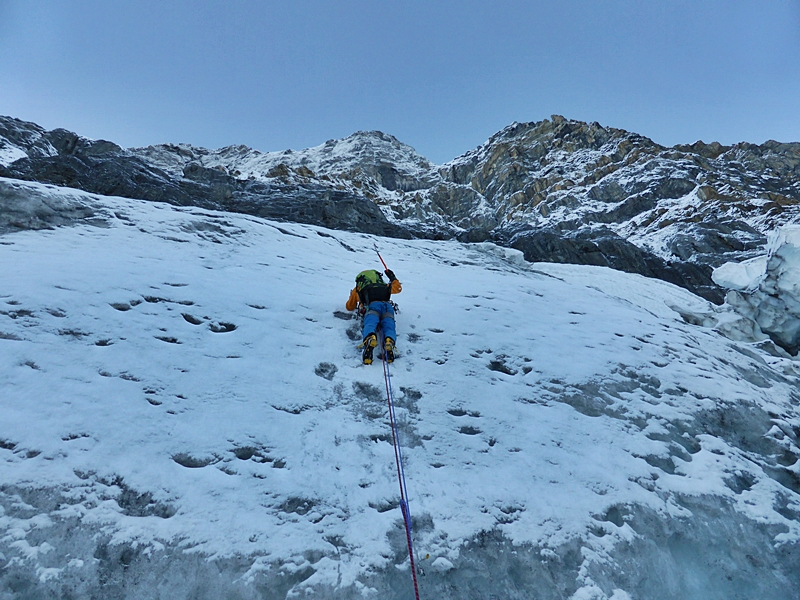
[385,269,396,281]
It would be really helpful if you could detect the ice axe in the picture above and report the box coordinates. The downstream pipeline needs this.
[373,242,389,272]
[373,242,400,316]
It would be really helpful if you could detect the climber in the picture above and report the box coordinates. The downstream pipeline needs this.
[346,268,402,364]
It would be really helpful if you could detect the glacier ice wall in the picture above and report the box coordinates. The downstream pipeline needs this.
[715,226,800,355]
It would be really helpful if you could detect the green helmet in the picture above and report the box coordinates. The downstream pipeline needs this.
[355,269,384,291]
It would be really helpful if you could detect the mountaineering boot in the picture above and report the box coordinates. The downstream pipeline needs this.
[362,333,377,365]
[384,337,395,363]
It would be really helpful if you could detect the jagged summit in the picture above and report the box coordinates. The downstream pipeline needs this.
[457,115,659,160]
[132,129,432,188]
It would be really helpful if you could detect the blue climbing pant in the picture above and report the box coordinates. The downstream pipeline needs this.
[363,301,396,342]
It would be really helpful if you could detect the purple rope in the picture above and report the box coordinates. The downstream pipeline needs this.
[379,328,421,600]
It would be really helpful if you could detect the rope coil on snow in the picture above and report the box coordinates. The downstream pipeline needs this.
[379,328,421,600]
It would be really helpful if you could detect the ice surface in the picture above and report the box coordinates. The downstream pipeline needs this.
[715,225,800,354]
[0,178,799,599]
[712,255,768,291]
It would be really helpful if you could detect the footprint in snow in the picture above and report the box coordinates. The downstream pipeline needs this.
[315,362,338,380]
[172,453,220,468]
[447,407,481,418]
[109,299,142,311]
[459,425,482,435]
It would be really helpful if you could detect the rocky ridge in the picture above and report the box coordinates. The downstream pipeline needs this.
[2,114,800,304]
[0,118,407,238]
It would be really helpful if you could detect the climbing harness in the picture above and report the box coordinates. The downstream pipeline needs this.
[379,326,421,600]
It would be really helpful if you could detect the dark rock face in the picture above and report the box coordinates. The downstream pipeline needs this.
[2,114,800,301]
[2,154,197,206]
[506,226,723,303]
[232,180,407,237]
[667,221,766,264]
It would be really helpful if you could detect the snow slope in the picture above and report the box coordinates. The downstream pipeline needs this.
[1,178,799,599]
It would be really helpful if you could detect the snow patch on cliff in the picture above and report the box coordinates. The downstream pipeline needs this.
[0,143,27,167]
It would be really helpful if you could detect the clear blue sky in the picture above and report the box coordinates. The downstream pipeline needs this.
[1,1,799,163]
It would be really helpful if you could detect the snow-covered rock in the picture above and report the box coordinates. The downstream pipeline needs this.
[133,130,433,188]
[0,116,59,162]
[1,178,799,599]
[430,557,454,573]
